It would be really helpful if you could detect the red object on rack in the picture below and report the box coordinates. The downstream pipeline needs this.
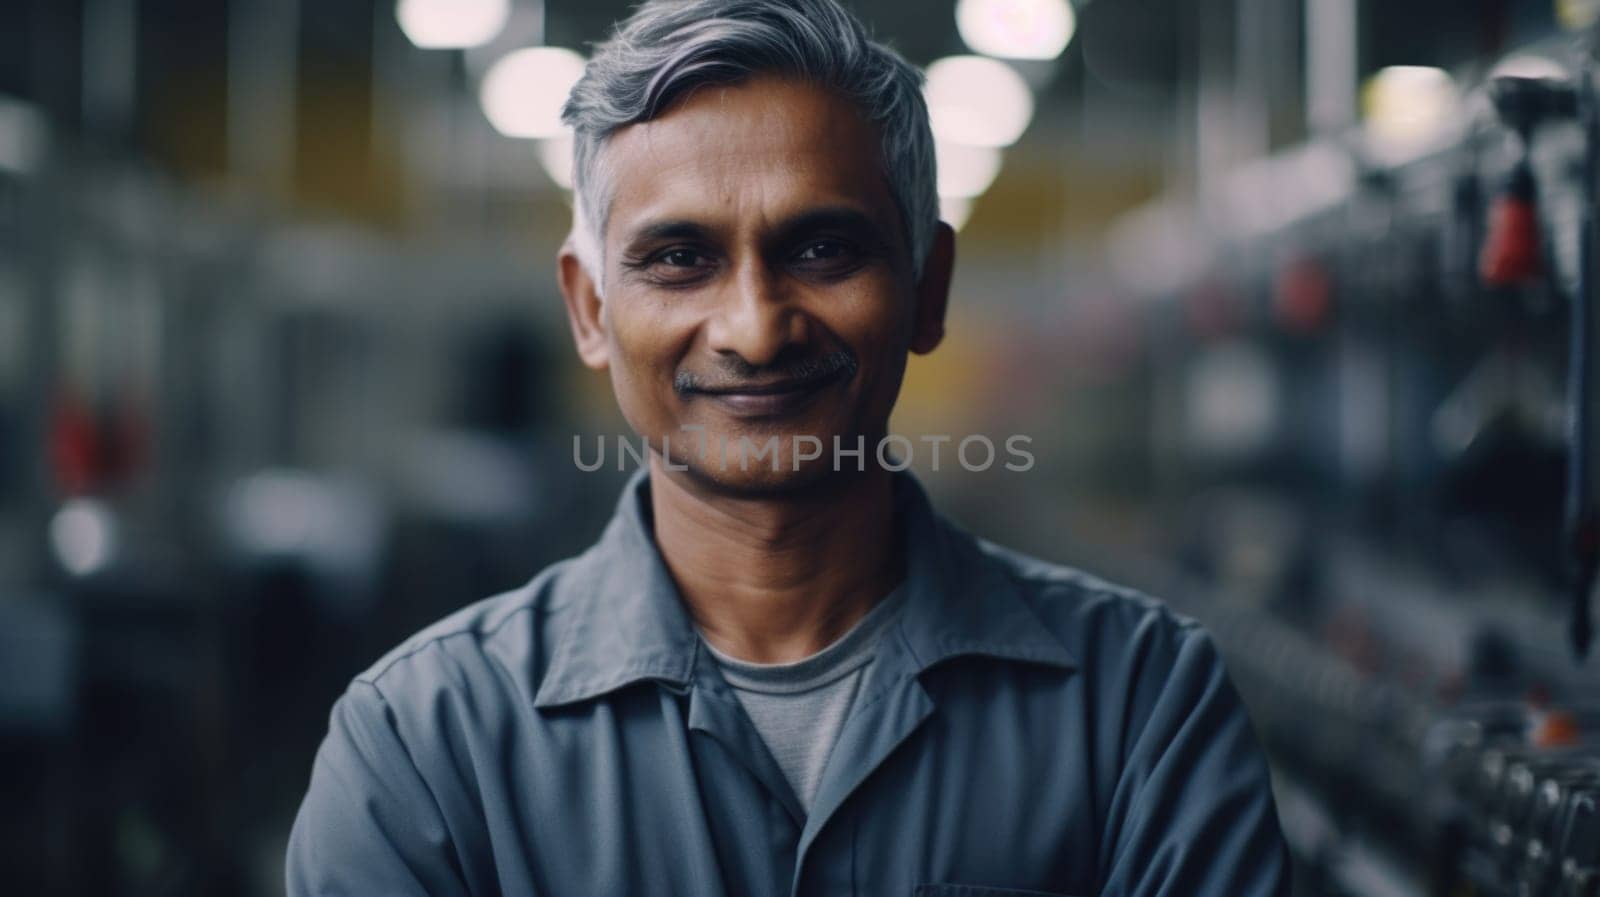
[1533,708,1582,748]
[48,388,100,496]
[1274,256,1333,335]
[47,383,151,496]
[1479,165,1543,287]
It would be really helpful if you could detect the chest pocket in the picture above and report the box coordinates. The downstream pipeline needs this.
[912,885,1084,897]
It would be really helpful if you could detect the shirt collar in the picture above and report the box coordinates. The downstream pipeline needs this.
[532,468,1077,710]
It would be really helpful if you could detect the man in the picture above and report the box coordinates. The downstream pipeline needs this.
[286,0,1291,895]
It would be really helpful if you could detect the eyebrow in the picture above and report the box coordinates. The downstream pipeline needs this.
[770,206,891,250]
[618,205,893,259]
[620,219,717,255]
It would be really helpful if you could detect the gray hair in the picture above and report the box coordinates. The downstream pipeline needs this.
[560,0,938,293]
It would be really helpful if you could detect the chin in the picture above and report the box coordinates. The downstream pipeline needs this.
[668,444,851,497]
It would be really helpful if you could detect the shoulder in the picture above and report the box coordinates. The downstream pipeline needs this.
[348,549,594,711]
[967,535,1251,769]
[973,534,1210,668]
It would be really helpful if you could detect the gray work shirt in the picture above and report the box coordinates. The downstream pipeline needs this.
[700,582,908,814]
[286,469,1290,897]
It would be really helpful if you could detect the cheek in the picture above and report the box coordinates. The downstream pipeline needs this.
[604,298,694,430]
[607,297,684,373]
[828,277,914,370]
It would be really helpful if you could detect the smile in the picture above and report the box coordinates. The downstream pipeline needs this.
[690,367,849,417]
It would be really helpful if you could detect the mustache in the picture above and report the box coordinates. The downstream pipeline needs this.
[674,350,859,394]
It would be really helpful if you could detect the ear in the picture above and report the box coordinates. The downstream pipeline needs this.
[909,221,955,355]
[558,241,610,370]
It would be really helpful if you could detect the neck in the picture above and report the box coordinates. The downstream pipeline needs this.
[648,456,902,664]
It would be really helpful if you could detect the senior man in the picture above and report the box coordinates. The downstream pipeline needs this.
[286,1,1291,895]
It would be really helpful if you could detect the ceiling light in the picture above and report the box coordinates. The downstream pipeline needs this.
[480,47,587,139]
[956,0,1076,61]
[936,142,1003,198]
[396,0,510,50]
[940,196,975,230]
[539,131,574,189]
[1362,66,1460,160]
[925,55,1035,148]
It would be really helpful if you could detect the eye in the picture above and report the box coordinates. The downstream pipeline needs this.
[659,248,710,268]
[795,239,851,262]
[790,239,869,279]
[632,245,719,286]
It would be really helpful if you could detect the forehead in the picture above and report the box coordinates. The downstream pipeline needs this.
[602,77,898,242]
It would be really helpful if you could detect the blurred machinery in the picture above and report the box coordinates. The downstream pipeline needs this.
[0,94,612,897]
[1094,19,1600,897]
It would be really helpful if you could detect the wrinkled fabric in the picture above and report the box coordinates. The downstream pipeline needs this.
[286,469,1291,897]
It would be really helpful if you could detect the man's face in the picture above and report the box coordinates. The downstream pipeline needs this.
[561,76,949,494]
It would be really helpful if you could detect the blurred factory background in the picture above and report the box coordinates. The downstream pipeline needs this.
[8,0,1600,894]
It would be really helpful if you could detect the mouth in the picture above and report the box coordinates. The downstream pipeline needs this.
[688,366,850,418]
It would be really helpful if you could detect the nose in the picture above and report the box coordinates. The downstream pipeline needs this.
[703,261,809,368]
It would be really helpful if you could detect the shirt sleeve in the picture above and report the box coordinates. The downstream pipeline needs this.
[285,679,471,897]
[1096,621,1291,897]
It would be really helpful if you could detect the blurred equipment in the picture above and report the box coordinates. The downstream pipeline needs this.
[1478,75,1574,288]
[1093,10,1600,897]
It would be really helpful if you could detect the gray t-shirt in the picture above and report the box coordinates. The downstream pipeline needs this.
[699,584,907,814]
